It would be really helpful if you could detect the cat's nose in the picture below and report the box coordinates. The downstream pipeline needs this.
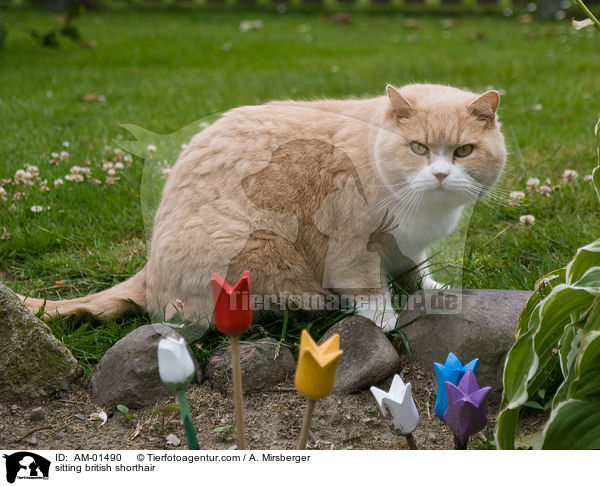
[433,171,449,183]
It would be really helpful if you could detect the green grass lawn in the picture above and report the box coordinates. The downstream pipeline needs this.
[1,10,599,367]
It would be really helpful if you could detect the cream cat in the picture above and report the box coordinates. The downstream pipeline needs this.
[21,84,506,331]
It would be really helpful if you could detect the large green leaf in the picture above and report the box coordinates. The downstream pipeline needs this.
[534,285,597,355]
[514,268,566,338]
[552,324,584,407]
[495,407,521,450]
[593,165,600,202]
[500,311,540,407]
[573,267,600,288]
[567,303,600,401]
[542,400,600,449]
[567,239,600,284]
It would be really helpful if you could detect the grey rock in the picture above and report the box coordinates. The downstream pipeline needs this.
[396,289,534,402]
[319,315,401,394]
[205,337,295,395]
[26,436,38,446]
[29,407,45,422]
[0,284,78,401]
[91,324,201,409]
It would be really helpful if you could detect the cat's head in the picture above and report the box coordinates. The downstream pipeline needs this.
[374,83,506,208]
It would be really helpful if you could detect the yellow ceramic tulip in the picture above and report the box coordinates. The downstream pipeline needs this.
[295,330,343,401]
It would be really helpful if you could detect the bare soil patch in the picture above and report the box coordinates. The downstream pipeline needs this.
[0,353,544,451]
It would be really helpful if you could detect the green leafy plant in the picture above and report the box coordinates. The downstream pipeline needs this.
[496,168,600,449]
[152,403,180,432]
[116,404,136,424]
[212,425,235,442]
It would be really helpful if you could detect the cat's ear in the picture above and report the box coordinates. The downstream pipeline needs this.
[468,90,500,123]
[386,84,413,119]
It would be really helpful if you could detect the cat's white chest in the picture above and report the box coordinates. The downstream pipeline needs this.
[388,203,463,258]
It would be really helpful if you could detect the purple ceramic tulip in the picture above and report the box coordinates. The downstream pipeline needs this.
[443,370,491,445]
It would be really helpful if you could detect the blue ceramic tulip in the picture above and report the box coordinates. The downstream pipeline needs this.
[433,352,479,419]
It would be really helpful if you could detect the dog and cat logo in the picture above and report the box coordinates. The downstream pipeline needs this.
[3,452,50,483]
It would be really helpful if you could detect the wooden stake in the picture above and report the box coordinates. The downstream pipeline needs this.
[454,435,468,450]
[405,433,418,450]
[298,399,316,450]
[230,334,246,450]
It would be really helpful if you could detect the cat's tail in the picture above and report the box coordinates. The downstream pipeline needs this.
[18,267,147,321]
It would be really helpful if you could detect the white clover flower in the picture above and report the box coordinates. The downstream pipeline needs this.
[526,177,540,192]
[14,170,34,186]
[102,162,114,171]
[113,148,123,155]
[64,174,84,182]
[59,151,69,161]
[26,165,39,177]
[62,141,70,148]
[114,162,124,170]
[0,186,6,202]
[70,166,91,177]
[562,169,579,182]
[509,191,526,206]
[370,375,419,435]
[51,152,59,159]
[31,205,44,213]
[539,185,552,197]
[584,174,593,182]
[158,160,172,179]
[157,336,195,387]
[520,214,536,227]
[124,154,133,163]
[54,178,64,187]
[147,144,157,153]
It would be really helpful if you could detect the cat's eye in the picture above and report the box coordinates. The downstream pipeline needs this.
[410,142,429,156]
[454,144,474,158]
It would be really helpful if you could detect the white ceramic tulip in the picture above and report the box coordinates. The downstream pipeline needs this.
[157,336,195,387]
[370,374,420,435]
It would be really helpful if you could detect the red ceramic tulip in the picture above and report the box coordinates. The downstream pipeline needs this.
[211,271,252,335]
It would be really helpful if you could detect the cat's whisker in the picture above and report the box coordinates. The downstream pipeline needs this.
[363,184,414,220]
[392,189,422,228]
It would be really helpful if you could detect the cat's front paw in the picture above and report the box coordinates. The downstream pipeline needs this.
[421,275,448,290]
[356,307,398,332]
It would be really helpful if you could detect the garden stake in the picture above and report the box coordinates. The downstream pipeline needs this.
[405,432,418,450]
[453,436,468,450]
[211,271,253,451]
[298,399,316,450]
[230,334,246,450]
[294,330,343,450]
[175,388,199,450]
